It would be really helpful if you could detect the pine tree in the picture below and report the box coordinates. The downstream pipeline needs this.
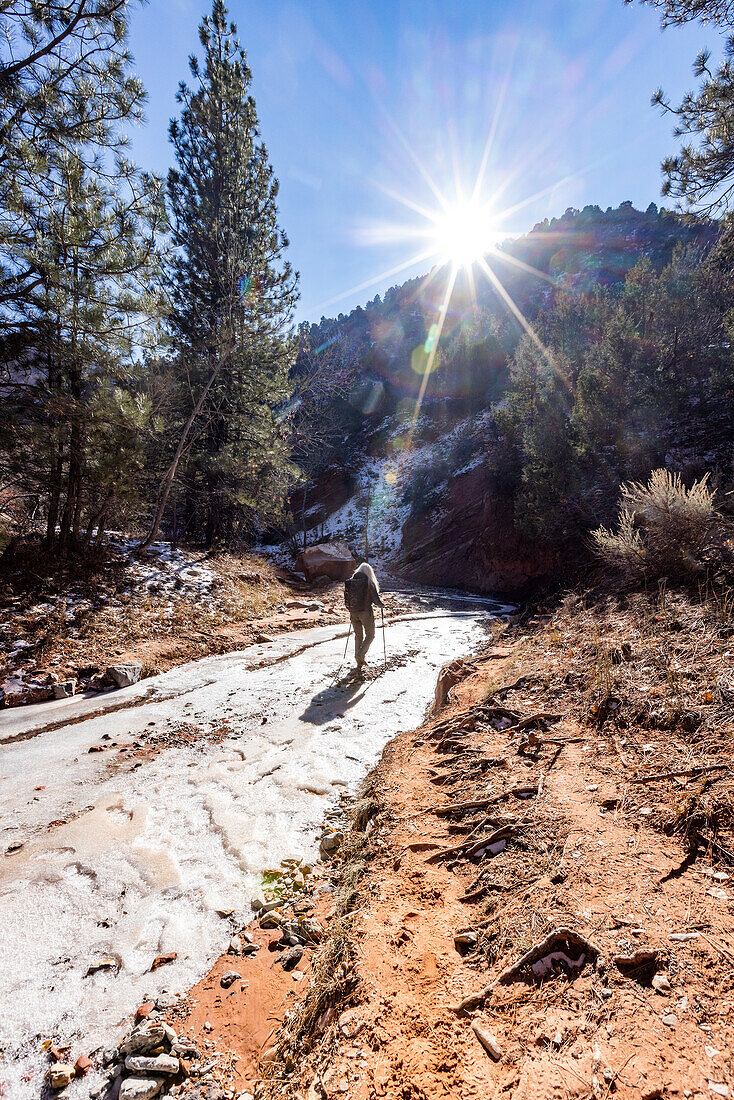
[142,0,299,550]
[628,0,734,211]
[1,145,165,554]
[0,0,166,554]
[0,0,148,320]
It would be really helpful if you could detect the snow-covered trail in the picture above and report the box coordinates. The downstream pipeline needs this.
[0,602,497,1098]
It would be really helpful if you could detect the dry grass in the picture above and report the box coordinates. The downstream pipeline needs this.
[507,580,734,855]
[0,547,290,687]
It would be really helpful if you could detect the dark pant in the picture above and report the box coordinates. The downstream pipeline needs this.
[351,608,375,667]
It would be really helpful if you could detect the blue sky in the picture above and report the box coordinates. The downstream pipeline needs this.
[128,0,714,321]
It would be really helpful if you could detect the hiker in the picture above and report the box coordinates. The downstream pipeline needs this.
[344,562,384,674]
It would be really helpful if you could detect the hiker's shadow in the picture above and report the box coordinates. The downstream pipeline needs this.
[300,675,367,726]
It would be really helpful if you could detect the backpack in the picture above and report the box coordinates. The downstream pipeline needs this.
[344,571,369,613]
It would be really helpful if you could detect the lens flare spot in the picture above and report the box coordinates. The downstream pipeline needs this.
[424,323,438,354]
[411,345,430,376]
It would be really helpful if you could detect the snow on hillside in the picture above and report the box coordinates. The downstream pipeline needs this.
[269,413,488,576]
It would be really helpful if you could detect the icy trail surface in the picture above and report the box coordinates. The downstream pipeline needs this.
[0,598,498,1098]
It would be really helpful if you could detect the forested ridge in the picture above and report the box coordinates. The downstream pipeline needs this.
[2,0,734,595]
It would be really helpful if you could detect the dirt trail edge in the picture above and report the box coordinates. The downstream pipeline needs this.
[132,594,734,1100]
[249,606,734,1100]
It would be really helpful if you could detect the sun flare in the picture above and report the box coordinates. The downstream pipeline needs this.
[430,198,497,269]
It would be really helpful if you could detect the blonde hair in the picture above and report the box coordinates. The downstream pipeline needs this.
[354,561,380,593]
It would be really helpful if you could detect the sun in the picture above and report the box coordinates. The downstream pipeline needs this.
[430,198,498,269]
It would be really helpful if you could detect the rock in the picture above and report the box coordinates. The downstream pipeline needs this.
[135,1002,156,1023]
[178,1081,230,1100]
[259,911,282,930]
[319,831,343,859]
[75,1054,93,1075]
[433,659,474,712]
[125,1054,180,1075]
[47,1063,75,1089]
[661,1013,678,1027]
[220,970,241,988]
[121,1024,168,1055]
[281,945,304,971]
[53,679,76,699]
[228,936,241,955]
[301,917,324,943]
[107,662,143,689]
[119,1078,164,1100]
[155,993,178,1010]
[86,957,118,975]
[668,932,699,942]
[652,972,671,992]
[150,951,177,970]
[471,1022,502,1062]
[3,681,54,706]
[250,896,265,912]
[294,541,357,583]
[259,899,283,915]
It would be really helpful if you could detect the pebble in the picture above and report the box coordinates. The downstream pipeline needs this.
[228,937,241,955]
[669,932,699,942]
[220,971,241,989]
[47,1063,75,1089]
[652,973,671,992]
[709,1086,729,1098]
[661,1014,678,1028]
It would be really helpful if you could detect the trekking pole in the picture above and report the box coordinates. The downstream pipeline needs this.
[342,621,352,662]
[381,606,387,671]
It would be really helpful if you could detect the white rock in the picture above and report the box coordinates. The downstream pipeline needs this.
[125,1054,179,1075]
[121,1024,168,1054]
[107,662,142,688]
[119,1078,164,1100]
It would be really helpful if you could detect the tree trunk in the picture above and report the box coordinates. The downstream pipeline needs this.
[138,359,223,553]
[46,454,63,552]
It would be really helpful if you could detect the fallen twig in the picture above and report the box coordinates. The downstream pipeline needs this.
[503,712,562,734]
[630,764,728,785]
[434,785,536,817]
[450,927,598,1014]
[426,824,515,864]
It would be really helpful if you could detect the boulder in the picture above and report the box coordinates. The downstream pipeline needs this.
[53,679,77,700]
[1,679,53,707]
[121,1024,168,1055]
[295,541,357,584]
[107,662,143,688]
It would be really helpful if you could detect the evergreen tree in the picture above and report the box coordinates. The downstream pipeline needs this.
[0,0,166,554]
[628,0,734,211]
[0,0,148,320]
[0,145,165,554]
[143,0,298,550]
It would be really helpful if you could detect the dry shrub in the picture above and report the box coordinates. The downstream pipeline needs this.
[591,469,718,580]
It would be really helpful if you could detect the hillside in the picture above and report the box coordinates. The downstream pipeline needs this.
[285,202,732,594]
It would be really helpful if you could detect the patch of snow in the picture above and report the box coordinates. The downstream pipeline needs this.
[0,610,491,1098]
